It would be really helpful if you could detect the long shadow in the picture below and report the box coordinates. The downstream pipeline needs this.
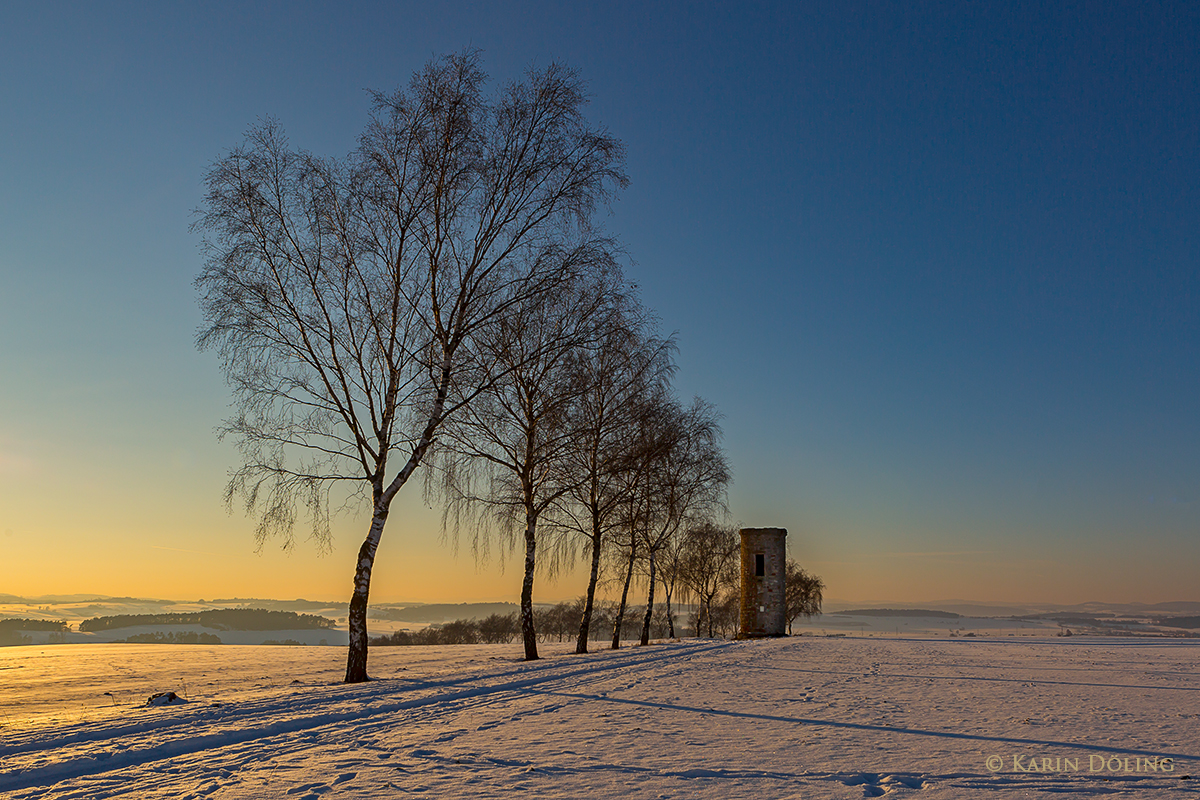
[415,748,812,782]
[824,636,1200,650]
[388,640,732,693]
[773,658,1199,678]
[521,688,1199,761]
[743,664,1199,692]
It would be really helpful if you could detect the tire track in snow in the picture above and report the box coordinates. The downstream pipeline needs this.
[0,640,734,795]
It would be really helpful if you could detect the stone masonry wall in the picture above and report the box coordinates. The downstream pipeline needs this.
[739,527,787,637]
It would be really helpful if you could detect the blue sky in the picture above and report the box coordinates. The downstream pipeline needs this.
[1,2,1197,604]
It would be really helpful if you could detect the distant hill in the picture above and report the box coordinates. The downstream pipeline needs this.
[1136,602,1200,614]
[1,619,70,646]
[0,594,173,605]
[1016,614,1107,627]
[79,609,337,632]
[0,618,70,632]
[370,603,520,623]
[837,609,962,619]
[206,598,342,612]
[118,631,223,644]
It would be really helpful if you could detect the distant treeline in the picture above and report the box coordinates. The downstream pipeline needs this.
[206,598,339,612]
[1008,613,1200,632]
[838,609,961,619]
[372,614,520,646]
[369,603,520,623]
[80,609,336,632]
[371,600,691,647]
[118,631,223,644]
[0,619,69,647]
[0,618,69,632]
[1021,614,1106,627]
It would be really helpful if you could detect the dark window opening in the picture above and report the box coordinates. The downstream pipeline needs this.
[755,553,765,577]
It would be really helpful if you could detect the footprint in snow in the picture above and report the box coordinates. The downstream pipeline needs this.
[283,774,354,798]
[840,772,927,797]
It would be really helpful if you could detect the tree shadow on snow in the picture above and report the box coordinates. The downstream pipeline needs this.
[518,687,1199,761]
[741,663,1200,693]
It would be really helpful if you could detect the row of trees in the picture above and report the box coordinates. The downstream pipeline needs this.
[1,619,69,647]
[195,50,818,681]
[370,600,679,648]
[78,609,335,632]
[196,50,634,681]
[370,555,826,651]
[371,614,518,646]
[656,522,826,637]
[0,618,68,632]
[428,282,734,660]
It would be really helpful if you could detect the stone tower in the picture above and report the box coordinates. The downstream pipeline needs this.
[739,527,787,637]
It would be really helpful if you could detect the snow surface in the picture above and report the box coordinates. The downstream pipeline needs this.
[2,636,1198,798]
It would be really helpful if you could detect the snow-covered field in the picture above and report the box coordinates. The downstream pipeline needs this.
[2,636,1197,798]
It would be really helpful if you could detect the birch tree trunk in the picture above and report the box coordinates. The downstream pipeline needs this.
[611,541,636,649]
[520,510,540,661]
[345,506,389,682]
[639,553,656,646]
[576,508,603,654]
[663,580,676,639]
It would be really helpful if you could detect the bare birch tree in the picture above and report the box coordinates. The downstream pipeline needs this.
[430,266,621,660]
[655,526,686,639]
[679,521,740,637]
[785,559,825,634]
[547,301,675,653]
[634,398,730,645]
[194,51,625,682]
[605,387,667,649]
[605,393,729,647]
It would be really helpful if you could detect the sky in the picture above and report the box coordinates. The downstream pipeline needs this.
[1,1,1197,607]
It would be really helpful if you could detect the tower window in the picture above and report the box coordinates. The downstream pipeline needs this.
[755,553,765,576]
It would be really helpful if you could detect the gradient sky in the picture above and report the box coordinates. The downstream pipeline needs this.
[1,2,1197,606]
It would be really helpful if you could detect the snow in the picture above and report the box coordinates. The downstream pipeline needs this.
[2,636,1198,798]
